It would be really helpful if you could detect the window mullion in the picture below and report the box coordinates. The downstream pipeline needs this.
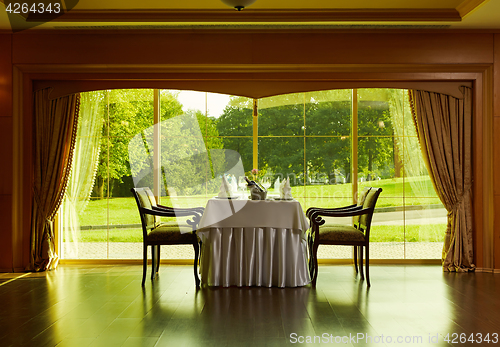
[153,89,161,201]
[253,99,258,170]
[352,89,358,204]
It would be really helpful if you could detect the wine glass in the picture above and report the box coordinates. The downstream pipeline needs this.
[261,176,272,192]
[238,176,247,198]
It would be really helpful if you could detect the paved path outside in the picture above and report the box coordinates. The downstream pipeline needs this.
[62,241,442,260]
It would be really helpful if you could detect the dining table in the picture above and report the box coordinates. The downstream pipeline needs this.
[196,196,311,287]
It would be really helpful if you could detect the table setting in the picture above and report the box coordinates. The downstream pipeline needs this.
[196,174,311,288]
[215,173,294,201]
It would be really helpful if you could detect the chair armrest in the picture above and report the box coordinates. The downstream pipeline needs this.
[312,206,371,218]
[142,206,204,230]
[141,207,202,219]
[154,204,205,215]
[309,206,373,226]
[306,204,357,219]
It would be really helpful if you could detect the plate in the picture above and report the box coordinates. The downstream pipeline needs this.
[214,196,240,199]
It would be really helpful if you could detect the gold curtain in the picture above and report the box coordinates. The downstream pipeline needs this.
[29,89,80,271]
[409,87,474,272]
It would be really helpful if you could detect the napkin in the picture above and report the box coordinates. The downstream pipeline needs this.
[283,177,293,200]
[229,175,238,193]
[279,178,285,198]
[218,175,234,198]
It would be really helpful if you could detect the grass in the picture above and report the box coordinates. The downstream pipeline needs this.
[69,176,445,243]
[370,224,445,243]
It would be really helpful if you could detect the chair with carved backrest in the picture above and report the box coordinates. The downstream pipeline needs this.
[307,187,382,287]
[306,187,371,276]
[131,187,204,287]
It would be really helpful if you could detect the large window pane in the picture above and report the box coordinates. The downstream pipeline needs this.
[358,136,403,200]
[104,91,155,257]
[370,197,405,259]
[62,88,444,261]
[306,137,351,186]
[404,198,447,259]
[216,96,253,137]
[305,90,352,136]
[258,137,304,185]
[258,94,304,136]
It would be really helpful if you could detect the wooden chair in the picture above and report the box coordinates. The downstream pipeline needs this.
[131,187,204,287]
[307,187,382,287]
[306,186,371,276]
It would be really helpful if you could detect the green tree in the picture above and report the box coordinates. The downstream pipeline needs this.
[94,89,158,198]
[160,110,224,195]
[358,100,394,180]
[215,97,253,172]
[305,100,352,183]
[93,89,206,197]
[258,102,305,183]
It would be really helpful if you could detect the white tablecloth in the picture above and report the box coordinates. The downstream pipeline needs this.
[197,198,310,287]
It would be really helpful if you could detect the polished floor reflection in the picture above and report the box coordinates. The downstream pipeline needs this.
[0,265,498,346]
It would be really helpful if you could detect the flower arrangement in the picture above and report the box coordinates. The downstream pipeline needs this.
[251,168,263,181]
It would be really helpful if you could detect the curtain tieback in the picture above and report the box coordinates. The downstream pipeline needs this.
[450,185,472,213]
[32,187,56,223]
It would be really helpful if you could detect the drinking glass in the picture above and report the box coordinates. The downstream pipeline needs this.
[238,176,247,198]
[261,176,272,191]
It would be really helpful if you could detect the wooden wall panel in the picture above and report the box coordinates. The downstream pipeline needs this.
[12,33,254,65]
[0,117,13,195]
[0,35,12,118]
[496,193,500,272]
[0,34,13,271]
[12,32,494,65]
[0,194,13,272]
[494,33,500,271]
[0,35,12,195]
[252,33,494,65]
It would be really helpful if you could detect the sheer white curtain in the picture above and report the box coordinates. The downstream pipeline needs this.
[390,89,431,197]
[62,91,105,258]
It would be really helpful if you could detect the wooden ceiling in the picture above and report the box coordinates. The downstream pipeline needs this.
[0,0,498,32]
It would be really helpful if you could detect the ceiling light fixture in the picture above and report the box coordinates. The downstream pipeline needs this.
[220,0,257,11]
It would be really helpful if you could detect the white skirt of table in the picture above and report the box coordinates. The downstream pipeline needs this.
[198,227,310,287]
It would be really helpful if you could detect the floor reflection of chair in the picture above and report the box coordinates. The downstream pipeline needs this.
[307,187,382,287]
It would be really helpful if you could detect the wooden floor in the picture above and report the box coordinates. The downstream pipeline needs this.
[0,265,499,347]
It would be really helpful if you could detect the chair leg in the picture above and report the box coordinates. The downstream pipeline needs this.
[366,245,370,287]
[353,246,358,274]
[156,245,161,275]
[311,242,319,287]
[142,244,147,286]
[151,245,156,280]
[359,246,365,281]
[308,234,313,277]
[193,240,200,288]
